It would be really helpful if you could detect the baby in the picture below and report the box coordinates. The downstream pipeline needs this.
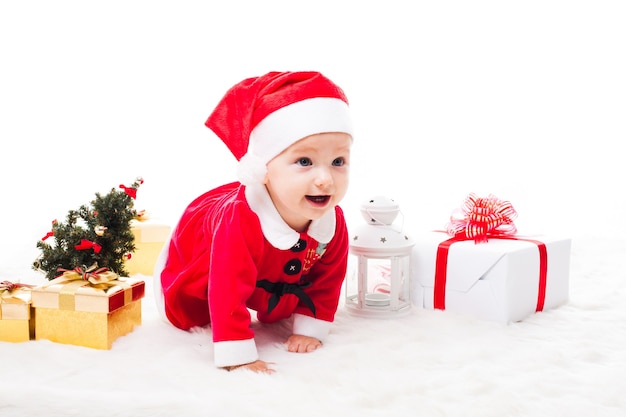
[154,71,354,373]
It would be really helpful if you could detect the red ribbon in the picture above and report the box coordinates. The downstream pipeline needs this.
[434,194,548,313]
[434,236,548,312]
[74,239,102,253]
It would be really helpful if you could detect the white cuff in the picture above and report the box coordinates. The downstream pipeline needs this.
[292,313,332,342]
[213,339,259,368]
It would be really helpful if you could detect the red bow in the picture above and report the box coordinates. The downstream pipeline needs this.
[119,184,137,199]
[446,193,517,243]
[74,239,102,253]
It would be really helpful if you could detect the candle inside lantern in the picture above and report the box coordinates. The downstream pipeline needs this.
[365,293,390,306]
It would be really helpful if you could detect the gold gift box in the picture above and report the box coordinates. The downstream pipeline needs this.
[31,277,145,350]
[0,291,35,343]
[126,219,171,276]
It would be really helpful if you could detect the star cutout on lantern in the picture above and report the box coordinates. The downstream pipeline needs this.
[353,235,359,240]
[380,237,387,243]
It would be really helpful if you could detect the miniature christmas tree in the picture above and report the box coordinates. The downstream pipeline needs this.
[33,177,144,280]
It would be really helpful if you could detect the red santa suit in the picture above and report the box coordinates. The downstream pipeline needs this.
[155,180,348,367]
[154,71,354,368]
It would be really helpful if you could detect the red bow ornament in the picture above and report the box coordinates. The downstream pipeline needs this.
[74,239,102,253]
[41,219,58,241]
[119,184,137,199]
[446,193,518,243]
[119,177,143,200]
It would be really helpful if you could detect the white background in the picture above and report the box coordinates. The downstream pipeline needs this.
[1,2,626,417]
[2,1,624,279]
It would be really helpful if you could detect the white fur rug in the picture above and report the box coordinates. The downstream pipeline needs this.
[2,235,625,417]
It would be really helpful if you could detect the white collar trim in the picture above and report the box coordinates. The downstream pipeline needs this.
[245,183,336,250]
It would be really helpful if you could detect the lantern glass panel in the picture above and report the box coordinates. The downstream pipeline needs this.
[345,252,412,317]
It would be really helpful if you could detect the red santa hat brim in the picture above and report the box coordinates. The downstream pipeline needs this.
[206,71,353,164]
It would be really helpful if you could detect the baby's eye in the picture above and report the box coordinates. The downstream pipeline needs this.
[332,157,345,167]
[296,157,312,167]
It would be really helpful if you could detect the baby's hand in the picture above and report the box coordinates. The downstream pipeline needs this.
[223,360,275,374]
[286,334,322,353]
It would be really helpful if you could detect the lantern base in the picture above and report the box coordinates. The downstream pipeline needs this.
[345,295,412,318]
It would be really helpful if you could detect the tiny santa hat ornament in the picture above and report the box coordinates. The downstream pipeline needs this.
[206,71,353,185]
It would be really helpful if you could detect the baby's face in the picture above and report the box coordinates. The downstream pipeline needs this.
[264,132,352,232]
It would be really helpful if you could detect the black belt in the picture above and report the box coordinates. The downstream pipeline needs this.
[256,279,316,317]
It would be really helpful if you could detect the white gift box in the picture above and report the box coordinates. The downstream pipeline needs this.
[410,232,571,323]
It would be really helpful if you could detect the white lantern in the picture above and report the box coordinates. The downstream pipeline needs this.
[345,196,415,318]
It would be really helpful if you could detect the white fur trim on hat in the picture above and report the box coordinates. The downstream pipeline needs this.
[248,97,352,165]
[236,153,268,186]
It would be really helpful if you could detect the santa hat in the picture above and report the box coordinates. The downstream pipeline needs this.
[205,71,353,185]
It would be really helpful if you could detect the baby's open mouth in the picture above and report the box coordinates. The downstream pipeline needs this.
[306,195,330,204]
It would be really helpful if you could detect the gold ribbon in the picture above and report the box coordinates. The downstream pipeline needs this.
[0,281,33,320]
[44,264,131,311]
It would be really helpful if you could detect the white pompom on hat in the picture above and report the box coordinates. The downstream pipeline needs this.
[205,71,353,185]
